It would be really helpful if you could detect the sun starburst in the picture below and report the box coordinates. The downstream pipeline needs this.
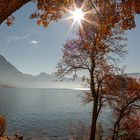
[63,1,88,27]
[69,7,85,25]
[62,0,99,37]
[64,0,94,27]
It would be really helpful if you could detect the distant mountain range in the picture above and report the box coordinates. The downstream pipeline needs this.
[0,55,82,89]
[0,54,140,89]
[127,73,140,79]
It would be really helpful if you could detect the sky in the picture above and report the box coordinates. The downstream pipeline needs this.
[0,2,140,75]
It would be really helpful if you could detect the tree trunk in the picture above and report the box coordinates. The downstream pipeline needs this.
[0,0,32,25]
[112,123,117,140]
[89,95,98,140]
[115,123,120,140]
[112,120,120,140]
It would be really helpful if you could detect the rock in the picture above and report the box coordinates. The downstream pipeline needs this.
[13,134,23,140]
[8,134,23,140]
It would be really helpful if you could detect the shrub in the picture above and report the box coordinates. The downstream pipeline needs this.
[0,115,6,137]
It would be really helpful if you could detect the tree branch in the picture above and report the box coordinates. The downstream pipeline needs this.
[0,0,32,25]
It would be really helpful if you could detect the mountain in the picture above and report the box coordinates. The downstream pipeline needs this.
[0,55,23,87]
[1,54,139,89]
[0,55,82,89]
[0,55,22,76]
[127,73,140,81]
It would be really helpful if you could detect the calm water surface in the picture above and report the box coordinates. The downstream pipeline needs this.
[0,88,111,140]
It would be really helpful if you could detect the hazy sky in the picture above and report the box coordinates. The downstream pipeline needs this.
[0,2,140,75]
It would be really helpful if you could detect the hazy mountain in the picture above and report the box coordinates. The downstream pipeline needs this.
[0,55,22,75]
[0,55,23,87]
[0,55,82,89]
[1,54,139,89]
[127,73,140,81]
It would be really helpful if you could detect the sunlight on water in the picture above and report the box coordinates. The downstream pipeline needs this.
[0,88,111,139]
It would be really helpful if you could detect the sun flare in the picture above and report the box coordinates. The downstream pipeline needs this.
[63,1,95,36]
[65,4,91,28]
[70,8,85,24]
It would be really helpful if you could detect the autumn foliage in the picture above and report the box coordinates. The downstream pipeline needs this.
[30,0,72,27]
[54,1,140,140]
[0,0,140,140]
[55,3,128,139]
[121,115,140,140]
[30,0,140,30]
[0,115,6,137]
[104,76,140,140]
[0,0,140,29]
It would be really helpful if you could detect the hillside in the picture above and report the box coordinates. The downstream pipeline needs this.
[0,55,82,89]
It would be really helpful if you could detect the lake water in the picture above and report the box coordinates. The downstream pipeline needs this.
[0,88,111,140]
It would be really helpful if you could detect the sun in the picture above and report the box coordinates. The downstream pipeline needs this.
[63,0,95,35]
[70,8,85,25]
[63,2,87,27]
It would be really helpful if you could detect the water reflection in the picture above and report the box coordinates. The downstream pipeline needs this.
[0,88,91,139]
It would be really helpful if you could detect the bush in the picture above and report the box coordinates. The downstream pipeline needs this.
[0,115,6,137]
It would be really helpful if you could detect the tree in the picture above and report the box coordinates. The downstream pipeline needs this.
[104,76,140,140]
[55,0,138,139]
[55,9,127,138]
[54,1,140,139]
[0,0,72,26]
[0,0,140,29]
[121,114,140,140]
[0,0,32,25]
[1,0,140,139]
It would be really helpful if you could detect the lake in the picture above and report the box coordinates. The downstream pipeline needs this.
[0,88,111,140]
